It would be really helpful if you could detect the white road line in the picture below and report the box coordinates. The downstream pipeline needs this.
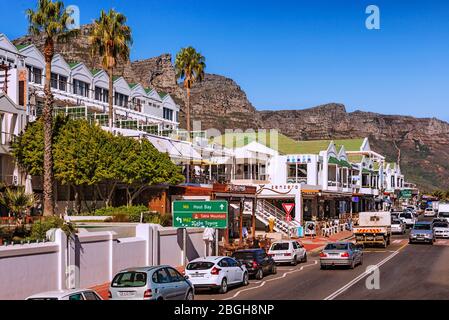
[393,240,401,244]
[323,245,405,300]
[222,260,318,301]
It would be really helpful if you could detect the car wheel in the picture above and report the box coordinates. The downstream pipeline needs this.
[291,256,298,266]
[242,272,249,286]
[350,259,355,269]
[185,290,194,301]
[320,264,327,270]
[271,264,277,275]
[302,253,308,263]
[219,278,228,294]
[255,268,264,280]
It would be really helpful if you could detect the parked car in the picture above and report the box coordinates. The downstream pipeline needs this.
[399,212,416,228]
[424,208,436,217]
[232,248,277,280]
[26,289,103,300]
[409,222,435,244]
[267,240,307,265]
[185,256,248,294]
[437,204,449,223]
[319,242,363,270]
[433,220,449,239]
[109,266,194,300]
[391,218,406,234]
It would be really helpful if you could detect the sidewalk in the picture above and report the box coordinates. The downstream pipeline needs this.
[298,230,354,253]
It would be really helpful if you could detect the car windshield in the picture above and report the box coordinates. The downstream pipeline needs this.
[232,252,256,260]
[111,271,147,287]
[413,224,431,230]
[271,243,290,251]
[186,262,215,270]
[392,219,402,224]
[401,213,412,219]
[434,223,449,228]
[324,243,348,251]
[439,212,449,217]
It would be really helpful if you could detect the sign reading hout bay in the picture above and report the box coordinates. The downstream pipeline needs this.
[172,201,228,229]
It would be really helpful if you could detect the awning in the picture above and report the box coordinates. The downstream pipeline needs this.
[172,141,202,160]
[147,135,182,158]
[328,156,340,165]
[339,159,352,168]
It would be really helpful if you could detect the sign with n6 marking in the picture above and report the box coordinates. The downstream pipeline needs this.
[172,200,228,229]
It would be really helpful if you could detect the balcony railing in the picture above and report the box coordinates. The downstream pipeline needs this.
[287,177,307,184]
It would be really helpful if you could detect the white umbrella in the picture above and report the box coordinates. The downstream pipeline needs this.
[25,175,33,194]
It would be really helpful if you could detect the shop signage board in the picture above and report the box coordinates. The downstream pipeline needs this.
[172,200,228,229]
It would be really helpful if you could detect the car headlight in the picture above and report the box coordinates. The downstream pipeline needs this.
[411,234,417,238]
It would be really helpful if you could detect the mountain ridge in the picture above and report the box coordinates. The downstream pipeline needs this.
[13,27,449,192]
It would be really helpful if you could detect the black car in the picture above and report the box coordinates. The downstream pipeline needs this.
[232,249,277,280]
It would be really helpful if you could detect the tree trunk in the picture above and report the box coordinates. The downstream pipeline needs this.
[185,86,191,183]
[108,67,114,132]
[186,87,191,133]
[42,38,55,216]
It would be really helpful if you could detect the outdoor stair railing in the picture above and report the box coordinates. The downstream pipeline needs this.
[254,199,301,236]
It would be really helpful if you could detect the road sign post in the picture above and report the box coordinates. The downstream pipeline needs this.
[282,203,295,239]
[173,200,228,264]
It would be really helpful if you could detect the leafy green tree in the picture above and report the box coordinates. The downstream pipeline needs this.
[89,9,132,131]
[432,190,445,200]
[27,0,78,216]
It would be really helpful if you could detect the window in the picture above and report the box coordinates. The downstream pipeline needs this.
[186,262,214,270]
[27,65,42,84]
[59,75,67,91]
[152,268,171,284]
[95,87,109,102]
[226,258,238,267]
[83,291,101,300]
[50,73,58,89]
[166,268,184,282]
[115,92,129,107]
[111,271,147,287]
[176,111,179,122]
[73,79,90,97]
[287,163,308,184]
[68,293,84,301]
[292,242,298,249]
[163,107,173,121]
[218,259,229,268]
[270,243,290,251]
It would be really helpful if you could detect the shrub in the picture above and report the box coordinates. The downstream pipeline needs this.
[84,205,172,226]
[29,217,76,241]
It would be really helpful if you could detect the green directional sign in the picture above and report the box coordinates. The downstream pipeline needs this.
[172,200,228,229]
[400,189,413,199]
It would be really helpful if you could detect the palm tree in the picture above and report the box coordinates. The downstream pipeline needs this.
[175,47,206,134]
[89,9,132,132]
[0,187,36,220]
[27,0,78,216]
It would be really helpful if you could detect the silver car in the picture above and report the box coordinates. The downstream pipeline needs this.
[109,266,194,300]
[320,242,363,270]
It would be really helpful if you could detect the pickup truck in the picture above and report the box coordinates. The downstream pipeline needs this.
[354,212,391,248]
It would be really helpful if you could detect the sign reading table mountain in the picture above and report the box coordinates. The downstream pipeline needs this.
[172,200,228,229]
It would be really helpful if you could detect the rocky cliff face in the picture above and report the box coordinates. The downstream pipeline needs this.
[13,28,449,191]
[261,104,449,191]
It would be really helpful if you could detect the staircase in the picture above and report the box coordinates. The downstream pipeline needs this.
[252,199,302,236]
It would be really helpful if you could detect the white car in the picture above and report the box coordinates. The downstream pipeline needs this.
[26,289,103,300]
[185,256,248,294]
[433,220,449,238]
[399,212,416,228]
[268,240,307,265]
[424,208,436,217]
[391,218,406,234]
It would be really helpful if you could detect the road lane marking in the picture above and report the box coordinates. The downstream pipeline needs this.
[323,243,407,300]
[393,240,401,244]
[221,260,318,301]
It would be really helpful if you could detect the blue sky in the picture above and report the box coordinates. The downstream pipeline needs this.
[1,0,448,121]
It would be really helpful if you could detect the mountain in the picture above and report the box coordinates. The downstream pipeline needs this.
[13,27,449,192]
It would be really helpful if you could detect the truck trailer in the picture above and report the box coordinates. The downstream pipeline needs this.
[354,212,392,248]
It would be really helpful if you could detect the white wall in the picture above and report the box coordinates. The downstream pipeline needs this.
[0,224,207,300]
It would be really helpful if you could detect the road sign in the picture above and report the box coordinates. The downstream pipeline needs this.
[172,200,228,229]
[286,214,292,222]
[282,203,295,216]
[400,189,412,199]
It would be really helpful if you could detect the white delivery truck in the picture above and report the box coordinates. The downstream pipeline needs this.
[437,203,449,222]
[354,212,392,248]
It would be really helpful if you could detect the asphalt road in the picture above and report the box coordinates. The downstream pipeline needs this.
[196,216,449,300]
